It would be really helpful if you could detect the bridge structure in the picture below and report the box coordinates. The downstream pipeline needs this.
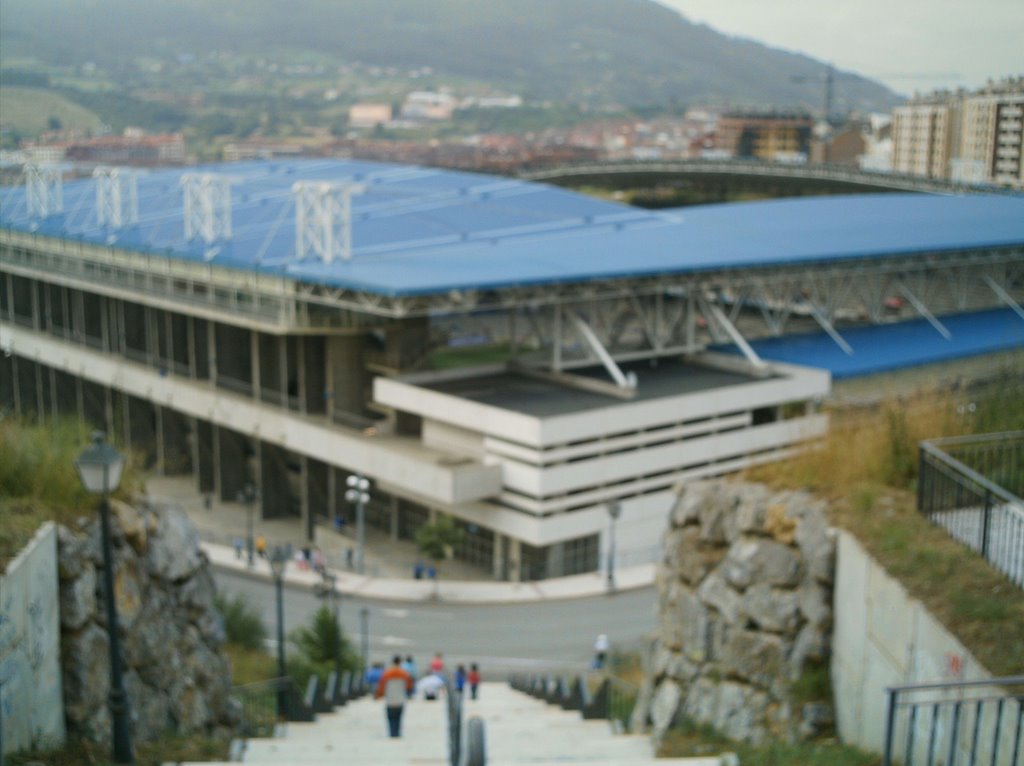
[520,158,1022,198]
[2,159,1023,583]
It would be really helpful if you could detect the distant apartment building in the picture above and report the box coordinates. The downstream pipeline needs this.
[892,78,1023,188]
[22,132,187,167]
[715,113,813,161]
[956,82,1024,188]
[401,91,457,122]
[891,96,960,179]
[348,103,393,129]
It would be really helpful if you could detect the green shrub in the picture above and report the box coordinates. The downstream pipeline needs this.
[214,593,267,650]
[287,605,361,689]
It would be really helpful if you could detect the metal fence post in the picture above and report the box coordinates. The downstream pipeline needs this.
[981,488,992,559]
[882,688,898,766]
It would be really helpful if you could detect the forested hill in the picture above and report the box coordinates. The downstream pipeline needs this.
[1,0,898,113]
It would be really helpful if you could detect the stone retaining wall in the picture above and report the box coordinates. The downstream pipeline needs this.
[635,479,836,744]
[57,499,235,744]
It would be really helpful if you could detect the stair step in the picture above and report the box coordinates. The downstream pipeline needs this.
[173,682,734,765]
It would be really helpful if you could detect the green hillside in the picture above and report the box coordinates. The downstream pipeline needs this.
[0,0,899,113]
[0,86,104,136]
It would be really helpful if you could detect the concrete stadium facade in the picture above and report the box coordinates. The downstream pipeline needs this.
[2,160,1023,580]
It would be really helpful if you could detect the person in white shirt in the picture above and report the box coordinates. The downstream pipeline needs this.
[593,634,610,669]
[416,672,446,701]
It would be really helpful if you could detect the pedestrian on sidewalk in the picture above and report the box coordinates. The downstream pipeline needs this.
[592,633,610,670]
[430,652,444,675]
[375,655,414,738]
[468,663,481,700]
[401,655,418,698]
[455,664,467,695]
[233,536,243,559]
[255,534,266,559]
[416,672,445,701]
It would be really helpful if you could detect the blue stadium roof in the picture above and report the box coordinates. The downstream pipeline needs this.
[727,308,1024,379]
[2,159,1024,297]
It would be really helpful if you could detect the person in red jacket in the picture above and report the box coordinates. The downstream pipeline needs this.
[375,655,414,737]
[468,663,481,700]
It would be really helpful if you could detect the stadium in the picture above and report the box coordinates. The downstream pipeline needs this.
[2,159,1023,579]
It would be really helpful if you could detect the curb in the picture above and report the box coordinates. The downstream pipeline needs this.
[202,542,656,605]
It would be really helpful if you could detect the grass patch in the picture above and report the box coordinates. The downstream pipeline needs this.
[7,731,229,766]
[659,717,879,765]
[746,378,1024,678]
[0,418,140,568]
[429,342,513,370]
[224,643,278,686]
[0,86,103,136]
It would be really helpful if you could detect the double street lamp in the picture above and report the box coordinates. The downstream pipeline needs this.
[268,545,290,719]
[606,501,622,593]
[237,482,259,568]
[75,433,133,765]
[344,475,370,574]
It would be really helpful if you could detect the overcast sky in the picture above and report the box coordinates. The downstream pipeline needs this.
[657,0,1022,96]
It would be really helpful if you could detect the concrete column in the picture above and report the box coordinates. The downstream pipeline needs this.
[121,391,131,452]
[104,386,115,438]
[30,279,41,330]
[196,419,216,494]
[217,427,247,503]
[187,317,197,378]
[75,375,85,425]
[47,366,58,420]
[327,466,337,524]
[493,533,505,580]
[389,496,399,542]
[250,330,261,402]
[100,295,110,352]
[299,454,311,540]
[207,320,218,386]
[297,336,307,414]
[154,405,166,475]
[326,335,364,423]
[10,356,22,415]
[508,539,522,583]
[211,424,222,500]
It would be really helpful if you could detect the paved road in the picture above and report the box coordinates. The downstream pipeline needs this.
[214,571,658,673]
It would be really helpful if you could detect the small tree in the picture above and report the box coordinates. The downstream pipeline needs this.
[288,606,360,688]
[213,593,266,651]
[415,516,465,574]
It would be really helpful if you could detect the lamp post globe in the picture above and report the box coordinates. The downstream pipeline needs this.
[344,475,371,574]
[75,432,134,765]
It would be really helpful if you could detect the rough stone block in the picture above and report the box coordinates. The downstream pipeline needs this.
[724,537,801,589]
[740,583,800,634]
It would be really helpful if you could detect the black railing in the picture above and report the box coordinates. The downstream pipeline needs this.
[918,432,1024,588]
[232,672,362,739]
[446,677,462,766]
[509,672,636,731]
[883,676,1024,766]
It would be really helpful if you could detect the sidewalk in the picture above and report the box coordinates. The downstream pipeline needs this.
[146,474,657,604]
[203,539,657,604]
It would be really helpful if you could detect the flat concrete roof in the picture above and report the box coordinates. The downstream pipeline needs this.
[425,357,768,417]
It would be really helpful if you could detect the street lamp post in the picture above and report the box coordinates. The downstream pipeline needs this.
[75,432,133,765]
[268,545,289,719]
[345,475,370,574]
[320,571,342,681]
[237,482,259,568]
[360,606,369,689]
[606,501,622,593]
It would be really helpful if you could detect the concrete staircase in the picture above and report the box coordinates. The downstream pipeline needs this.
[175,682,731,765]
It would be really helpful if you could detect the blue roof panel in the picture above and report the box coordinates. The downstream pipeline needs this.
[3,159,1024,296]
[726,309,1024,379]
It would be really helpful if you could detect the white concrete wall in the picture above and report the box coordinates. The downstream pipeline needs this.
[832,530,1019,764]
[1,323,502,505]
[0,523,65,755]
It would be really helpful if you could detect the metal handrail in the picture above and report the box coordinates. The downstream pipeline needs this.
[920,432,1024,508]
[882,676,1024,766]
